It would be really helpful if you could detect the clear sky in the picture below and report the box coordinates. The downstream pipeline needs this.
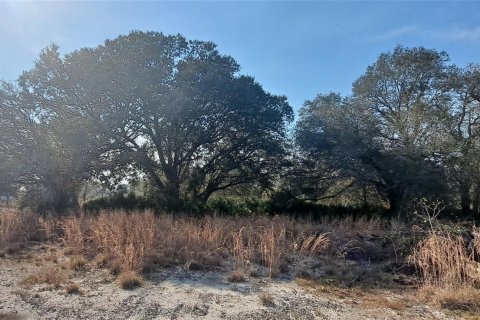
[1,1,480,113]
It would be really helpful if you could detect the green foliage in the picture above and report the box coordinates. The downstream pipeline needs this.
[205,196,268,216]
[84,193,158,212]
[14,31,292,210]
[1,38,480,219]
[294,46,457,217]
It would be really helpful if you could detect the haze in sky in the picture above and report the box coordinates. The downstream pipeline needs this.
[1,1,479,112]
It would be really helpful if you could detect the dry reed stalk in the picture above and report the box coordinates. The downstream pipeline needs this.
[410,231,479,286]
[0,209,39,247]
[60,213,92,254]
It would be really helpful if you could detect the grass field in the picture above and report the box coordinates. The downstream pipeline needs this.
[1,208,480,319]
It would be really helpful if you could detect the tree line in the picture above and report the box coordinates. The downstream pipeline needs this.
[1,31,479,218]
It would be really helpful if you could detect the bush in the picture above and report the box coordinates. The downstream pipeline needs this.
[68,256,88,271]
[84,192,158,212]
[206,196,267,216]
[117,271,142,290]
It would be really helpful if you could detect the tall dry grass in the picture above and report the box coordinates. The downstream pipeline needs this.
[410,231,480,286]
[1,208,396,277]
[409,202,480,313]
[0,209,44,247]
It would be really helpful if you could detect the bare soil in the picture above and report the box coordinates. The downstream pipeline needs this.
[0,244,458,320]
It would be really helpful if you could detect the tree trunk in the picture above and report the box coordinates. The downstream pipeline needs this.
[459,181,471,215]
[164,172,181,210]
[386,188,404,218]
[472,181,480,216]
[362,182,368,207]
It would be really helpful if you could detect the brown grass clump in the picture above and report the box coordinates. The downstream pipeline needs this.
[68,255,88,271]
[117,271,142,290]
[90,211,157,272]
[418,285,480,313]
[408,203,480,315]
[60,215,90,254]
[21,267,66,288]
[409,232,477,286]
[0,210,39,248]
[1,208,398,280]
[65,283,81,295]
[298,233,330,256]
[108,259,122,275]
[94,253,108,268]
[228,270,246,283]
[259,292,275,306]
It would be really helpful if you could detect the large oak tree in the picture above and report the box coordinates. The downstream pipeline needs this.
[14,31,293,209]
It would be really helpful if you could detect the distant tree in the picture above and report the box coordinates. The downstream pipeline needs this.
[0,50,112,212]
[294,93,378,205]
[17,31,293,209]
[442,64,480,214]
[296,46,452,216]
[350,45,452,214]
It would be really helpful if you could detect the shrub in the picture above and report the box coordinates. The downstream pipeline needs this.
[65,283,81,295]
[68,256,88,271]
[21,267,66,288]
[94,253,108,268]
[228,270,246,283]
[259,292,275,306]
[117,271,142,290]
[0,210,38,248]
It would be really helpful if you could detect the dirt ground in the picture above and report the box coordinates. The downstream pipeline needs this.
[0,244,459,320]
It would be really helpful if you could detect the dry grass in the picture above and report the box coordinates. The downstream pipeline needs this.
[93,253,108,268]
[89,211,157,271]
[108,259,122,275]
[7,207,480,315]
[117,271,142,290]
[408,215,480,316]
[68,255,88,271]
[21,267,67,288]
[228,270,246,282]
[418,285,480,313]
[259,292,275,306]
[409,231,479,286]
[0,210,36,248]
[297,278,410,311]
[0,208,402,278]
[65,282,81,295]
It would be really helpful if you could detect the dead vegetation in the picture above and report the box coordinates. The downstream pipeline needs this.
[2,207,480,317]
[117,271,143,290]
[406,200,480,316]
[228,270,246,283]
[259,292,275,306]
[2,209,394,276]
[65,283,81,295]
[68,255,88,271]
[21,267,67,289]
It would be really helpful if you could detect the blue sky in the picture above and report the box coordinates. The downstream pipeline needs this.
[1,1,480,113]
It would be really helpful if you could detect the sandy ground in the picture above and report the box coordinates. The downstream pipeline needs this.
[0,245,458,320]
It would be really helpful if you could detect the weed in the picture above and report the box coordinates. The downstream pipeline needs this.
[418,285,480,313]
[259,292,275,306]
[108,259,122,276]
[21,267,66,289]
[68,256,88,271]
[65,283,81,295]
[117,271,142,290]
[228,270,246,283]
[94,253,108,268]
